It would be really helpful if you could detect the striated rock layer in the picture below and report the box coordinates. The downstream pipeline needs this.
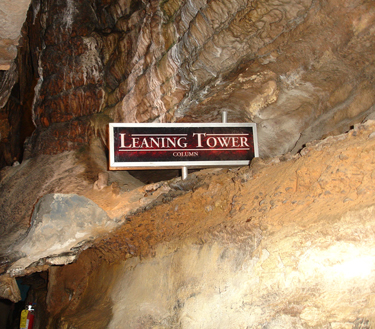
[1,0,375,327]
[2,0,375,166]
[41,120,375,328]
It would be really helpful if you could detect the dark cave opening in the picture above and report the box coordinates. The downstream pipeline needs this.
[0,272,49,329]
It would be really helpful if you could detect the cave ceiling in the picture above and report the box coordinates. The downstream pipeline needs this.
[0,0,374,167]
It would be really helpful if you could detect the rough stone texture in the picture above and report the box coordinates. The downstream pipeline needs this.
[0,137,143,277]
[106,226,375,329]
[0,133,186,300]
[7,193,114,277]
[0,0,30,69]
[24,0,107,157]
[0,0,375,327]
[2,0,375,165]
[0,4,43,168]
[44,120,375,328]
[0,275,21,303]
[99,0,375,158]
[0,151,91,252]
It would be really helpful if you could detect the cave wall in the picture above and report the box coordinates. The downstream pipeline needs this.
[45,121,375,328]
[2,0,375,166]
[1,0,375,328]
[0,0,30,70]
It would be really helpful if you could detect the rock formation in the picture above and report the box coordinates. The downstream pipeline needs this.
[30,121,375,328]
[0,0,30,70]
[2,0,375,165]
[0,0,375,328]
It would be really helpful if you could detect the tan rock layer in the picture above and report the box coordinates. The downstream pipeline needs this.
[2,0,375,162]
[45,120,375,327]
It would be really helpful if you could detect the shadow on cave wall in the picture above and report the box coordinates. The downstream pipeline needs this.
[0,3,41,170]
[0,272,49,329]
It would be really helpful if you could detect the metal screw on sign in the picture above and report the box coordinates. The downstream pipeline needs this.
[181,110,228,180]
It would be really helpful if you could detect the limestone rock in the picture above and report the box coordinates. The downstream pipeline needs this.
[0,0,30,69]
[2,0,375,163]
[44,121,375,328]
[1,0,375,325]
[0,138,144,275]
[0,151,92,255]
[93,172,109,190]
[0,275,21,303]
[7,193,113,277]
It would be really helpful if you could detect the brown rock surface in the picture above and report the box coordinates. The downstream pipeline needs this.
[98,0,375,157]
[0,137,143,275]
[1,0,375,327]
[41,120,375,328]
[2,0,375,163]
[0,0,30,69]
